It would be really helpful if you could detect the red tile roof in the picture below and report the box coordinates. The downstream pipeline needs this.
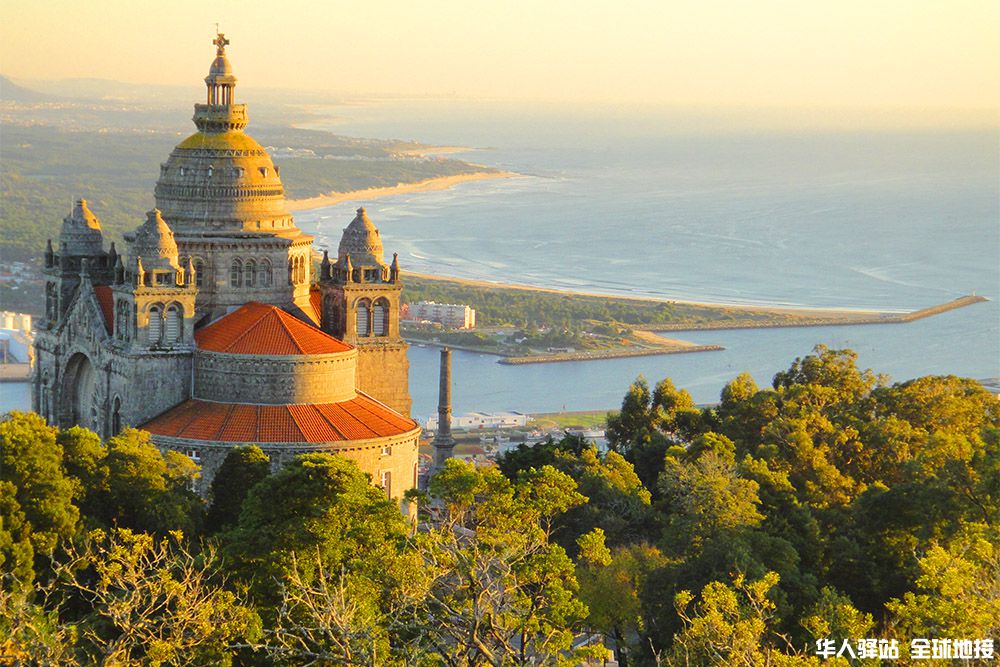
[142,393,418,443]
[93,286,113,334]
[301,286,323,326]
[195,301,351,355]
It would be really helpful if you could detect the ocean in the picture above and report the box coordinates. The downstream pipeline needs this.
[294,102,999,421]
[3,103,997,421]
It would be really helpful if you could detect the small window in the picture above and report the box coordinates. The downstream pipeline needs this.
[207,165,214,178]
[244,259,256,288]
[259,166,268,177]
[381,445,391,456]
[381,471,391,497]
[356,300,371,337]
[193,259,205,288]
[165,305,181,343]
[230,259,242,288]
[179,167,187,177]
[259,259,272,287]
[148,306,162,344]
[373,300,389,336]
[185,448,201,463]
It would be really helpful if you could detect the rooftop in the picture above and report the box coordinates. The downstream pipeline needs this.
[195,302,352,355]
[142,394,417,443]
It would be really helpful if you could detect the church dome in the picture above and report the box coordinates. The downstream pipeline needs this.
[131,209,180,272]
[208,54,234,78]
[152,33,296,235]
[338,207,386,268]
[59,199,104,256]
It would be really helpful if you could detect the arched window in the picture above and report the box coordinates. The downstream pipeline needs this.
[46,283,57,322]
[164,304,181,343]
[288,258,294,285]
[373,298,389,336]
[259,259,272,287]
[193,259,205,288]
[40,372,50,420]
[115,300,129,340]
[244,259,256,288]
[356,299,371,337]
[148,305,162,345]
[298,256,307,284]
[230,259,242,288]
[111,396,122,436]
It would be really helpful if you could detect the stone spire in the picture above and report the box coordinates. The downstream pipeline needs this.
[320,250,331,280]
[390,252,401,283]
[432,347,456,471]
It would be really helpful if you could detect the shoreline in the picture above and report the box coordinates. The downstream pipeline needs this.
[402,270,895,318]
[286,171,518,212]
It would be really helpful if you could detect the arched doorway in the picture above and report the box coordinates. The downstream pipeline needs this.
[61,352,98,431]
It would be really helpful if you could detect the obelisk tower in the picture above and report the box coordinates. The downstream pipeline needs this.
[432,347,456,471]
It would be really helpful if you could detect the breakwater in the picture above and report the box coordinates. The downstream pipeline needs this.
[647,295,988,333]
[499,344,724,365]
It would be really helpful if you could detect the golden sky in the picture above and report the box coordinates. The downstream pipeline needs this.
[2,0,997,110]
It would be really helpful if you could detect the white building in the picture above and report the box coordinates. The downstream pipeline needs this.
[1,312,32,333]
[426,411,528,431]
[405,301,476,329]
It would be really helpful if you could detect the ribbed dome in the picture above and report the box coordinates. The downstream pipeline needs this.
[132,209,180,272]
[338,207,385,268]
[153,131,293,233]
[60,199,104,256]
[208,54,233,78]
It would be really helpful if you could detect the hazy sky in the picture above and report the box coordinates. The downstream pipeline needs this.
[2,0,997,110]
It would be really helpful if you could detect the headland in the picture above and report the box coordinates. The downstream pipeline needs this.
[401,272,988,365]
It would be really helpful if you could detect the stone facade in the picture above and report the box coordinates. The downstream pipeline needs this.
[32,34,419,506]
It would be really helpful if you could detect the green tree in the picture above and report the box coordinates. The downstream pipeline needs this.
[223,453,410,611]
[411,459,601,665]
[577,541,669,667]
[62,528,260,666]
[85,428,203,536]
[205,445,271,534]
[0,412,78,570]
[885,525,1000,655]
[665,572,822,667]
[658,447,763,553]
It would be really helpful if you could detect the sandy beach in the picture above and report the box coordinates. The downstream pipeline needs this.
[286,171,518,212]
[401,270,890,319]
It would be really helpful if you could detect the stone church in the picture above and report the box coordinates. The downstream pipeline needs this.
[32,34,419,502]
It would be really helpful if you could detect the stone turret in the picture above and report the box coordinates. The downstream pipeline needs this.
[338,207,386,272]
[131,209,181,275]
[318,207,411,416]
[60,199,104,257]
[432,347,456,471]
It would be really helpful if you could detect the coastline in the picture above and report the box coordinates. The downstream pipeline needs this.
[286,171,518,212]
[402,270,892,318]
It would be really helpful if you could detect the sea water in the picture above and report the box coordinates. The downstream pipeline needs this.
[295,102,999,421]
[4,105,997,421]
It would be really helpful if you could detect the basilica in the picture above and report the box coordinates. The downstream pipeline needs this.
[32,35,419,502]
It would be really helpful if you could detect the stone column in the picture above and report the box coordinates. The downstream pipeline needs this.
[432,347,456,471]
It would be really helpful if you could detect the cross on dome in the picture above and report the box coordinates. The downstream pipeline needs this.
[213,32,230,55]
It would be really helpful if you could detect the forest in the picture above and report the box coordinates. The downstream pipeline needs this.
[1,346,997,665]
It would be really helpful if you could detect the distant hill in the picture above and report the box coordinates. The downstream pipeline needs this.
[0,75,56,103]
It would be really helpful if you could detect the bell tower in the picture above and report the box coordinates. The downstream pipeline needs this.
[318,207,411,416]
